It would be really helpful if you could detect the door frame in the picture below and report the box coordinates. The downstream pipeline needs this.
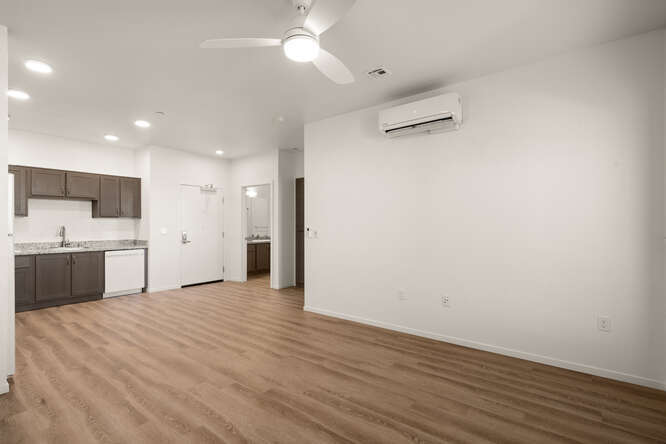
[241,182,274,287]
[295,176,304,288]
[178,183,225,287]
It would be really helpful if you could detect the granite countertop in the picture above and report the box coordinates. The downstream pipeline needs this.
[246,239,270,244]
[14,240,148,256]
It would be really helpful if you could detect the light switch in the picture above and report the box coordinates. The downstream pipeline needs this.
[160,227,168,235]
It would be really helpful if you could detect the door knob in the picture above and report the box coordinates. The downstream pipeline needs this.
[181,232,191,244]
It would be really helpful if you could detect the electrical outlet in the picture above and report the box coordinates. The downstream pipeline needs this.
[597,316,611,332]
[397,290,407,301]
[441,295,450,308]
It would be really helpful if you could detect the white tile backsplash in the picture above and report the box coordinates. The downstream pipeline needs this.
[14,199,138,243]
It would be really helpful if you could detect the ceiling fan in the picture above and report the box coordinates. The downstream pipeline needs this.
[200,0,356,85]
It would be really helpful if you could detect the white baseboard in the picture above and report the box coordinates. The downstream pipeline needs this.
[0,379,9,395]
[304,305,665,391]
[146,285,181,293]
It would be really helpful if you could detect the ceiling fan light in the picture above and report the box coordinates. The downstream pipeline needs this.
[283,35,319,62]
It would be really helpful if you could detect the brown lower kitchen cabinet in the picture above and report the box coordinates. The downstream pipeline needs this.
[17,252,104,312]
[247,244,257,273]
[256,242,270,271]
[14,256,35,307]
[247,242,270,274]
[71,252,104,297]
[36,254,72,303]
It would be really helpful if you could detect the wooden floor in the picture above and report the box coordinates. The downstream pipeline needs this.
[1,275,665,443]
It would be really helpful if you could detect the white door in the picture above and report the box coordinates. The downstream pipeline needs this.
[180,185,224,286]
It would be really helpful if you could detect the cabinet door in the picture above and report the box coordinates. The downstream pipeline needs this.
[256,243,270,271]
[95,176,120,217]
[30,168,66,198]
[247,244,257,272]
[15,256,35,307]
[71,252,104,297]
[36,254,71,302]
[67,172,100,200]
[9,165,28,216]
[120,177,141,218]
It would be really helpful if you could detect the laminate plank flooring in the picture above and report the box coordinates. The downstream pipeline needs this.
[1,274,665,443]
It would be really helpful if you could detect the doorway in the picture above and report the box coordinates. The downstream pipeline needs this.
[180,184,224,287]
[295,178,304,287]
[242,184,272,287]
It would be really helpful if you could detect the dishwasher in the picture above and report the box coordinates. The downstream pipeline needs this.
[104,249,145,298]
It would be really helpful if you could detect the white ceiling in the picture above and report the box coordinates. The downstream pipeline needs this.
[2,0,666,158]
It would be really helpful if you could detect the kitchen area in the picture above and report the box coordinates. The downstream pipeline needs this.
[9,165,146,312]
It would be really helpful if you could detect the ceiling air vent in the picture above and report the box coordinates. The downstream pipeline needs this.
[367,67,391,79]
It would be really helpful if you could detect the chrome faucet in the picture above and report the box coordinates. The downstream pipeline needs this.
[59,226,68,247]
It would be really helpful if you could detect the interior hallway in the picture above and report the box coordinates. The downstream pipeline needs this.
[0,277,665,443]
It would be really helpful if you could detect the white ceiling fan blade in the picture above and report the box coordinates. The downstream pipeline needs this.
[200,38,282,49]
[313,49,354,84]
[304,0,356,35]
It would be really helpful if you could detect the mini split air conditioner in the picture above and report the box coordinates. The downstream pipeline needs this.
[378,93,462,137]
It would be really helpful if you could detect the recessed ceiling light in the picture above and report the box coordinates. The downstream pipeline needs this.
[7,90,30,101]
[104,134,119,142]
[134,120,151,128]
[25,60,53,74]
[7,89,30,100]
[215,150,224,156]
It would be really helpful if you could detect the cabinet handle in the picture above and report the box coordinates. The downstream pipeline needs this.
[72,257,76,265]
[66,257,70,266]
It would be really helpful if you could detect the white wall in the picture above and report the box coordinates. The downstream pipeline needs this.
[276,149,304,288]
[8,130,138,243]
[13,200,137,243]
[226,152,275,284]
[144,145,230,292]
[0,25,9,394]
[9,129,136,175]
[305,30,666,389]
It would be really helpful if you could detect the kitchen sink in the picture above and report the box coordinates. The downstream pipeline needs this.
[48,247,85,252]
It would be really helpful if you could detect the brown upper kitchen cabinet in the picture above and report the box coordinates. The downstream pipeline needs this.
[66,171,100,200]
[35,254,72,303]
[71,252,104,297]
[9,164,140,219]
[93,176,120,217]
[93,176,141,218]
[120,177,141,218]
[30,168,66,198]
[8,165,28,216]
